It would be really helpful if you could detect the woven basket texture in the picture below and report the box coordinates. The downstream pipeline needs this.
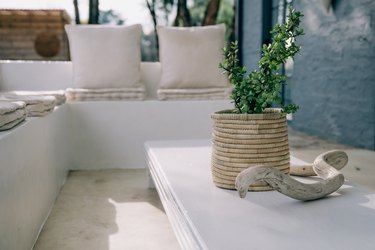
[211,109,290,191]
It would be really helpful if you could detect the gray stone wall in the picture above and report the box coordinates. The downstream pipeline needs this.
[290,0,375,149]
[240,0,375,149]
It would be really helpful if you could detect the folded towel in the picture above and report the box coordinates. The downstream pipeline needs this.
[68,92,145,101]
[66,87,146,101]
[0,101,26,131]
[27,110,55,117]
[0,95,56,117]
[157,88,231,100]
[2,90,66,105]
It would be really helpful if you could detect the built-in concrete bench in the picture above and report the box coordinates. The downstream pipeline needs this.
[0,61,232,250]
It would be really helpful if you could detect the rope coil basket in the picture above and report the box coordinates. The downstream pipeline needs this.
[211,109,290,191]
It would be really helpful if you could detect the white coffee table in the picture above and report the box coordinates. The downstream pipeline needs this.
[145,140,375,250]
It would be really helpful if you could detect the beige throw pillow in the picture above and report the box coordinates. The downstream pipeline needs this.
[65,24,142,89]
[157,24,230,89]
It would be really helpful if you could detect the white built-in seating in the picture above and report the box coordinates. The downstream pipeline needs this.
[0,23,234,249]
[0,60,232,250]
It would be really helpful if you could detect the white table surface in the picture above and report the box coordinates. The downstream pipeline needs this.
[145,140,375,250]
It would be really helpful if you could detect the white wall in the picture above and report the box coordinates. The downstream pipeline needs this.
[0,61,72,91]
[0,106,70,250]
[69,100,232,169]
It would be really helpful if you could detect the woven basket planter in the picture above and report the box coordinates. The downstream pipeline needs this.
[211,109,290,191]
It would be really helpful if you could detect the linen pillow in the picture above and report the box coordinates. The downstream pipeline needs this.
[157,24,230,89]
[65,24,142,89]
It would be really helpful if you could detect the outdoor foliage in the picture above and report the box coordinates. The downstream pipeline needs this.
[145,0,234,61]
[190,0,234,41]
[219,7,304,114]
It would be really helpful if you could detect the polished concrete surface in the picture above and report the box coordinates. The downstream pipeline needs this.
[34,130,375,249]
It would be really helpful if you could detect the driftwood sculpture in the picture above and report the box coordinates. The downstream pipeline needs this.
[235,150,348,201]
[289,150,348,176]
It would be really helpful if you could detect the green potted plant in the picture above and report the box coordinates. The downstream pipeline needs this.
[211,7,304,191]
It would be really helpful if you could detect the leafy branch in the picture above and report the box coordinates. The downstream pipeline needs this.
[219,7,304,114]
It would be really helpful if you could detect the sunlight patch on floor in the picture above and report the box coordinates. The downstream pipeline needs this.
[34,169,180,250]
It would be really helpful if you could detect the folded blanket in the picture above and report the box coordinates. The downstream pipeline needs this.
[0,101,25,115]
[67,92,145,101]
[2,90,66,105]
[157,88,232,100]
[66,87,146,101]
[0,101,26,131]
[0,95,56,117]
[0,115,26,131]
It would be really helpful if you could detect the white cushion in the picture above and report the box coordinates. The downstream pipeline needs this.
[157,24,230,89]
[65,24,143,89]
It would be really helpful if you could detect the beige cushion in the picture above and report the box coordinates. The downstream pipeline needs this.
[66,87,145,101]
[157,88,231,100]
[157,24,230,89]
[65,24,143,89]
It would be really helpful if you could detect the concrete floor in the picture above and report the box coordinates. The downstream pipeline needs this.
[33,169,180,250]
[34,129,375,250]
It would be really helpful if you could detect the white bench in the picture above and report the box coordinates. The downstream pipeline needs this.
[0,61,232,250]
